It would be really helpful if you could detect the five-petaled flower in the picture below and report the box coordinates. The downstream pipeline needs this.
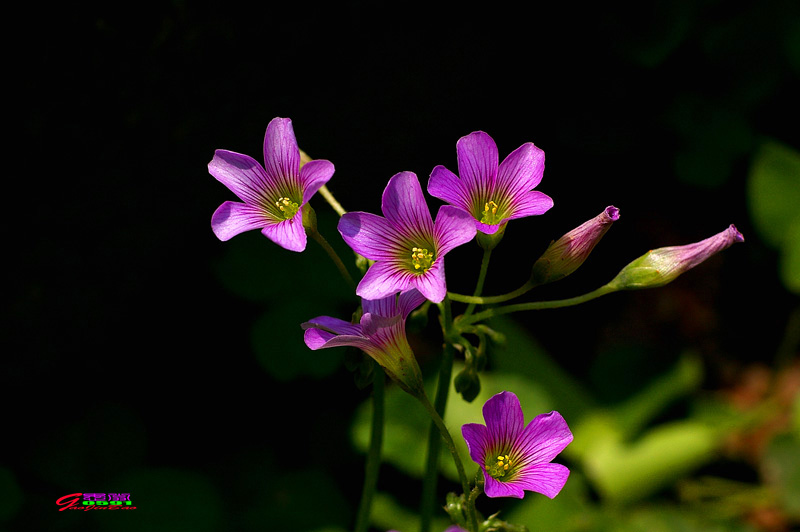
[209,117,334,251]
[428,131,553,235]
[462,391,573,499]
[338,171,476,303]
[302,289,428,398]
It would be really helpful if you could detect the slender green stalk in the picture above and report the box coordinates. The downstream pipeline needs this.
[463,248,492,317]
[457,284,618,328]
[448,280,535,305]
[318,184,347,216]
[419,337,455,532]
[354,365,385,532]
[417,392,479,532]
[308,227,356,289]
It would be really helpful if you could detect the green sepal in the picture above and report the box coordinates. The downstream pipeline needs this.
[476,223,506,251]
[301,202,317,232]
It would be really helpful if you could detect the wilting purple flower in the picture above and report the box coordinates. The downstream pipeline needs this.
[209,117,334,251]
[531,205,620,285]
[462,391,573,499]
[302,289,427,397]
[608,224,745,290]
[428,131,553,235]
[338,172,476,303]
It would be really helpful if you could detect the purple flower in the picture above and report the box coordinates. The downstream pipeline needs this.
[302,289,428,397]
[338,172,476,303]
[209,117,334,251]
[428,131,553,235]
[531,205,620,285]
[608,224,745,290]
[461,391,573,499]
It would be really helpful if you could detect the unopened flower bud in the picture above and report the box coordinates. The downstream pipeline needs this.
[607,224,744,290]
[531,206,620,285]
[454,367,481,402]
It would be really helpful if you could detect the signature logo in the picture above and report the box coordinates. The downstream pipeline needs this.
[56,493,137,511]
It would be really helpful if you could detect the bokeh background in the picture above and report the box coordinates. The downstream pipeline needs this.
[5,1,800,531]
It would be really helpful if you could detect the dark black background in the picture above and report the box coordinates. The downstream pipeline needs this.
[5,1,799,531]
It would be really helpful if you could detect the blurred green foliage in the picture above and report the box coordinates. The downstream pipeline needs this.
[353,316,800,531]
[747,140,800,294]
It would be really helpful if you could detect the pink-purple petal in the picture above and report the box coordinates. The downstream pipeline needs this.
[397,289,427,319]
[511,463,570,499]
[300,159,335,204]
[433,205,477,256]
[356,260,413,300]
[360,312,401,337]
[428,165,471,212]
[483,391,525,449]
[381,172,434,239]
[456,131,498,191]
[339,211,402,260]
[302,316,363,337]
[475,220,503,234]
[208,150,272,205]
[496,142,545,197]
[260,211,307,252]
[484,475,526,499]
[462,422,492,465]
[517,411,574,465]
[408,259,447,303]
[303,329,376,353]
[211,201,271,241]
[263,117,300,189]
[507,190,554,219]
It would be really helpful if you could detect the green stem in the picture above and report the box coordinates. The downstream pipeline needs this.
[308,227,356,289]
[419,334,455,532]
[457,284,618,328]
[318,184,347,217]
[463,248,492,317]
[417,392,478,532]
[354,364,385,532]
[448,280,535,305]
[467,485,482,519]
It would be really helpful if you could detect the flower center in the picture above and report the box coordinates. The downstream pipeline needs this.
[479,201,501,225]
[410,247,434,272]
[275,197,300,221]
[486,454,513,479]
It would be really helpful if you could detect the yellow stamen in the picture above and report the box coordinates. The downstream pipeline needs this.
[480,200,501,224]
[275,196,300,221]
[410,246,434,272]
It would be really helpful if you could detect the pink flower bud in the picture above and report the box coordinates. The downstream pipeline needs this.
[608,224,744,290]
[530,206,620,285]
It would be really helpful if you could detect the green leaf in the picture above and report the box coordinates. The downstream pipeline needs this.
[582,420,719,504]
[762,433,800,518]
[503,471,597,532]
[780,218,800,294]
[747,140,800,250]
[351,368,552,482]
